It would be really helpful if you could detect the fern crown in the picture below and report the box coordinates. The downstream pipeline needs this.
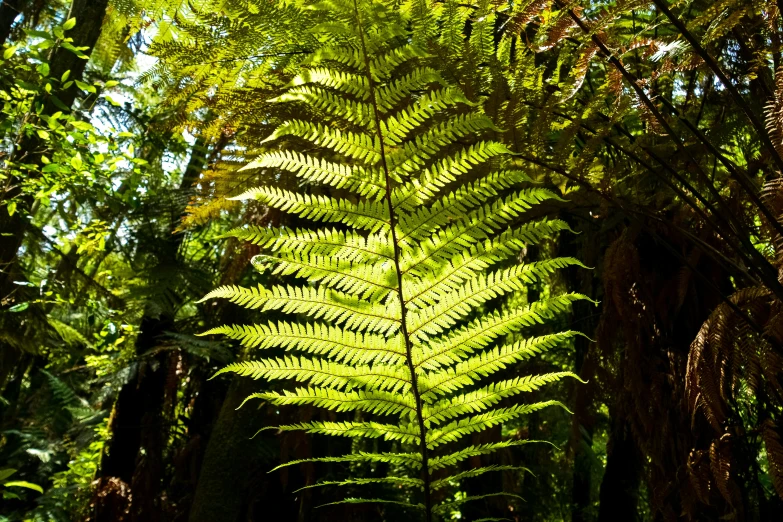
[200,0,589,518]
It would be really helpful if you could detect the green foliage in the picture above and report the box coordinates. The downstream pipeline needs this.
[1,468,44,499]
[0,10,200,522]
[200,0,589,518]
[0,23,143,224]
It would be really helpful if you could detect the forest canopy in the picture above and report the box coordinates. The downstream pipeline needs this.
[1,0,783,521]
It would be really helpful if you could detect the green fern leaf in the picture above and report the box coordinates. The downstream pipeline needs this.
[201,1,589,519]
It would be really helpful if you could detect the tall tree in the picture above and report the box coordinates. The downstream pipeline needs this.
[94,135,214,522]
[1,0,110,308]
[0,0,29,45]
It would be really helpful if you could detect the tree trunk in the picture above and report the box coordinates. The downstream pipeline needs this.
[0,0,27,46]
[571,296,598,522]
[571,387,594,522]
[597,418,643,522]
[187,206,296,522]
[562,218,600,522]
[188,377,277,522]
[94,139,210,522]
[1,0,109,303]
[95,313,172,522]
[48,0,109,108]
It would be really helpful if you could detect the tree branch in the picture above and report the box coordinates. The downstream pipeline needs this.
[650,0,783,174]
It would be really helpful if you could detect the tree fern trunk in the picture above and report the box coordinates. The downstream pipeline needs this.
[571,322,596,522]
[597,417,642,522]
[188,376,277,522]
[567,234,600,522]
[95,138,210,521]
[571,402,594,522]
[188,208,292,522]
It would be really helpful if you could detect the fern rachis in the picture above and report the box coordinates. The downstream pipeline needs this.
[200,1,588,519]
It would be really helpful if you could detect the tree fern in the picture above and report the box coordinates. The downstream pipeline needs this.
[199,1,589,519]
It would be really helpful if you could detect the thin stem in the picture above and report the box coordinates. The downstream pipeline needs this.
[352,2,432,520]
[557,1,783,304]
[519,154,768,340]
[559,100,766,272]
[650,0,783,174]
[654,92,783,242]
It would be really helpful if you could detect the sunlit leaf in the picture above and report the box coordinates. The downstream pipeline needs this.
[4,480,43,493]
[71,153,83,170]
[3,46,19,60]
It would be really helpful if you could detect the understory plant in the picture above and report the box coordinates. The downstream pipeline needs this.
[200,0,589,519]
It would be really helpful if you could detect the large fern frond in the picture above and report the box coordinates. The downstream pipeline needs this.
[200,1,587,519]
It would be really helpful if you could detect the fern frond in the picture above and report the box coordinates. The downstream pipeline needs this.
[200,285,400,333]
[253,252,396,301]
[272,419,421,444]
[369,43,429,79]
[263,120,381,164]
[243,387,415,416]
[400,190,567,275]
[49,318,93,347]
[224,226,393,263]
[319,497,425,510]
[229,186,389,231]
[382,87,475,144]
[401,141,513,203]
[413,301,585,370]
[424,372,581,424]
[201,1,587,517]
[388,115,503,174]
[296,476,424,492]
[405,220,574,307]
[214,357,411,393]
[273,86,375,126]
[375,68,445,110]
[430,465,531,490]
[239,150,385,198]
[408,258,587,336]
[396,170,532,246]
[426,401,568,447]
[270,451,423,472]
[433,492,524,515]
[428,440,548,470]
[290,67,371,99]
[42,370,81,409]
[203,322,405,365]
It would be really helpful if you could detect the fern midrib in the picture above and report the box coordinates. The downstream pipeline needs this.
[352,2,433,519]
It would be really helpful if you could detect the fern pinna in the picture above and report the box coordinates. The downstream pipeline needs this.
[199,1,588,519]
